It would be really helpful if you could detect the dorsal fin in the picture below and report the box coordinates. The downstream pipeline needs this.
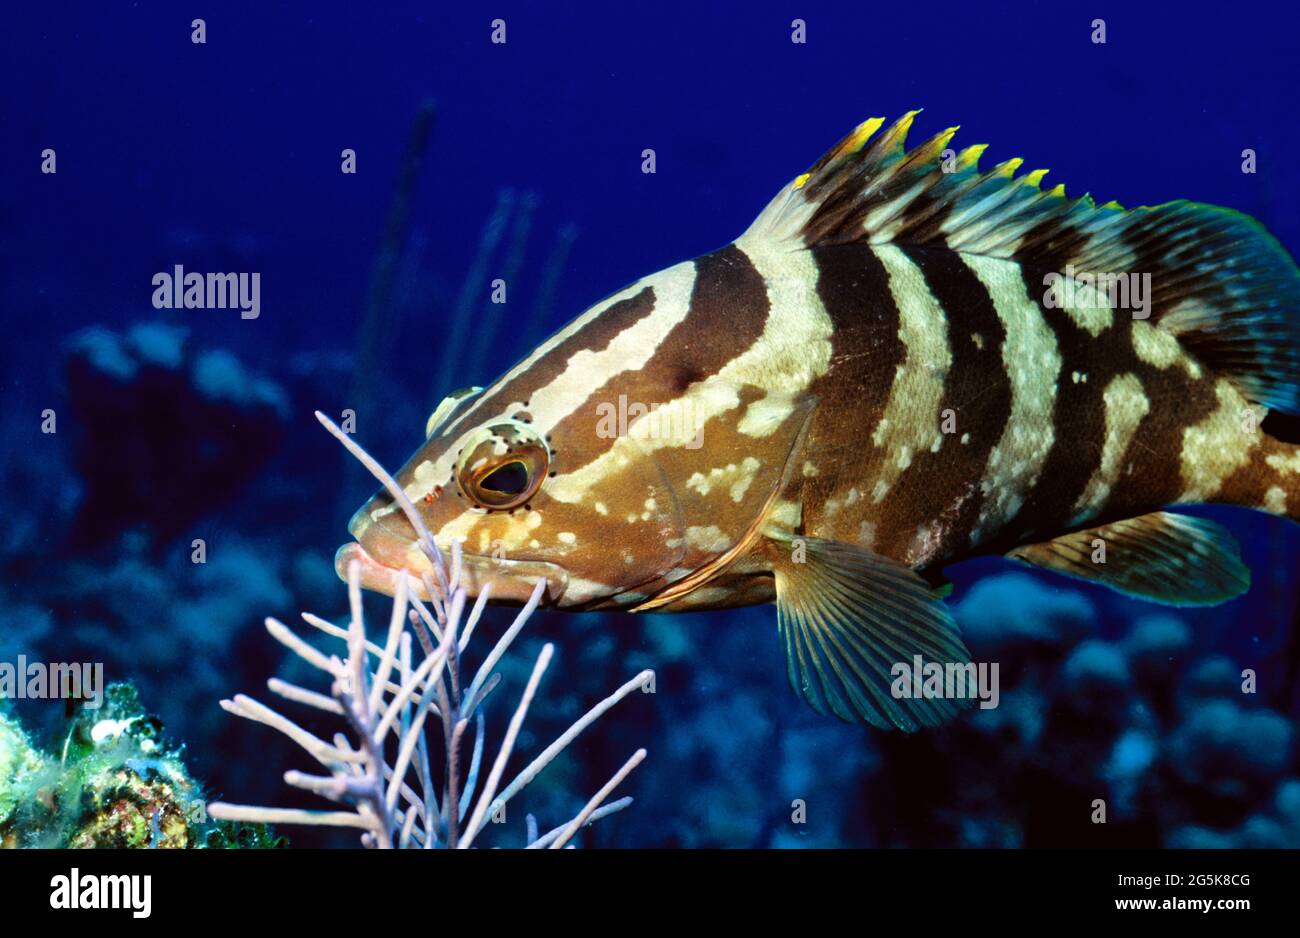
[742,111,1300,413]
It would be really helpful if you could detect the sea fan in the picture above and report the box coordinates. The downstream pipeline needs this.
[208,413,650,848]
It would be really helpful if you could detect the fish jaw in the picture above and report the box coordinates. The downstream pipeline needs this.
[337,509,569,605]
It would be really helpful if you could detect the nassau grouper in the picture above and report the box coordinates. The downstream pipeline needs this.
[339,111,1300,731]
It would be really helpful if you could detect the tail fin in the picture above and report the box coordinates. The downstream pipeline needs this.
[1141,205,1300,415]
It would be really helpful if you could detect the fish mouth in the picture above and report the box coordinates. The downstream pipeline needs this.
[335,524,569,606]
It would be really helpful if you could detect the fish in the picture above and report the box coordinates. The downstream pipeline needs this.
[338,111,1300,731]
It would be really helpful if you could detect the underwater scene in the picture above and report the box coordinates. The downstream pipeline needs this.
[3,1,1300,863]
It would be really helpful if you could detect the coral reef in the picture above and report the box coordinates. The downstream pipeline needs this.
[0,710,48,845]
[841,573,1300,848]
[0,683,281,848]
[63,322,289,547]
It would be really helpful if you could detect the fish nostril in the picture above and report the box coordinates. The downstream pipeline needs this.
[350,489,407,539]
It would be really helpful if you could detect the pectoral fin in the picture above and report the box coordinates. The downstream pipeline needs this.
[1007,511,1249,606]
[767,534,973,732]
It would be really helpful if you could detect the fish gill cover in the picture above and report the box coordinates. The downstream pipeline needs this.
[0,0,1298,889]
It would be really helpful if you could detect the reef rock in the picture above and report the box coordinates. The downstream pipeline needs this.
[64,323,288,546]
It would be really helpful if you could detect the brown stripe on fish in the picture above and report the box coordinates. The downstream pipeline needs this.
[673,244,774,394]
[991,264,1145,544]
[508,262,701,437]
[436,281,662,441]
[869,245,1012,565]
[1093,351,1220,523]
[549,245,771,473]
[797,243,905,544]
[803,244,955,551]
[1217,430,1300,519]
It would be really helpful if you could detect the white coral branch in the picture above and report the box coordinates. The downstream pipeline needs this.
[207,412,650,848]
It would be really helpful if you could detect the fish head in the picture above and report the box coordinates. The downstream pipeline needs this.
[339,260,821,611]
[341,382,819,611]
[339,386,693,608]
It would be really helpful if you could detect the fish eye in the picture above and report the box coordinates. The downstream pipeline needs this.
[455,419,549,510]
[479,460,529,496]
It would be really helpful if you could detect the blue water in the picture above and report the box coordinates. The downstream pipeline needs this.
[2,1,1298,847]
